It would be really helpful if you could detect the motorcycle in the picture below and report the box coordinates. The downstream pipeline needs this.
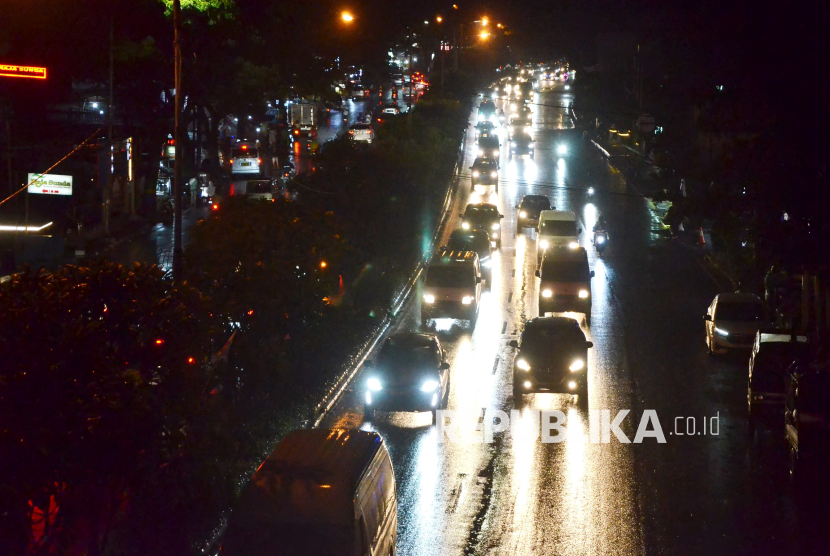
[594,230,608,255]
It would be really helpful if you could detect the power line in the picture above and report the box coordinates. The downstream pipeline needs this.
[0,127,103,209]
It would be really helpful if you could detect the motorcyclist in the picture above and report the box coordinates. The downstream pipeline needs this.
[593,214,609,246]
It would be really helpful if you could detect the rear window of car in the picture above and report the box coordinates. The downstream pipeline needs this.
[474,161,497,171]
[232,147,257,158]
[465,206,498,219]
[716,302,762,321]
[378,343,438,369]
[522,197,550,209]
[448,233,489,254]
[540,219,576,236]
[426,265,475,288]
[350,124,371,130]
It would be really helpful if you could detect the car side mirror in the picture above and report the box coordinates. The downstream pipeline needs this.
[586,341,594,348]
[440,362,450,371]
[534,270,540,278]
[508,340,519,348]
[476,276,482,283]
[500,214,504,218]
[590,271,595,278]
[703,314,712,321]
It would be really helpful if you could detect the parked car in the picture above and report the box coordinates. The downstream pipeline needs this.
[704,293,765,355]
[221,429,397,556]
[363,333,451,424]
[748,331,810,421]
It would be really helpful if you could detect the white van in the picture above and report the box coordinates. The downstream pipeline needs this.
[537,210,582,260]
[221,428,397,556]
[230,141,260,175]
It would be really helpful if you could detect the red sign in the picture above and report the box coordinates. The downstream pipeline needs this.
[0,64,47,80]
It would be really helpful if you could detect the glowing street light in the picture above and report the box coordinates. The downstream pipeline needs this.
[341,11,354,23]
[436,16,443,23]
[479,31,490,40]
[497,23,504,29]
[452,4,458,9]
[481,16,489,26]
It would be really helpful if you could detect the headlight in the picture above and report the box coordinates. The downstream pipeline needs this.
[481,258,492,268]
[540,240,549,249]
[478,150,484,156]
[462,296,473,305]
[578,290,589,299]
[491,171,498,178]
[568,241,579,249]
[367,378,383,391]
[511,141,517,147]
[542,289,553,298]
[493,150,499,156]
[491,223,500,230]
[517,358,531,371]
[473,171,480,178]
[519,211,527,218]
[462,222,470,230]
[423,294,435,304]
[715,327,729,337]
[596,235,605,244]
[569,359,585,372]
[491,232,498,239]
[420,380,439,392]
[557,144,567,155]
[525,126,532,134]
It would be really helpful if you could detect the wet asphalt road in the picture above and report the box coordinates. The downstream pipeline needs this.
[319,81,830,555]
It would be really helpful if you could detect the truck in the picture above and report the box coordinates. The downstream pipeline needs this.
[289,101,317,140]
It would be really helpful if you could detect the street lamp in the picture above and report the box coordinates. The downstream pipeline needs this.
[479,31,490,40]
[481,16,489,26]
[436,16,443,23]
[341,11,354,23]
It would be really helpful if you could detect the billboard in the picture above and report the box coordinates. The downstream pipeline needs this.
[0,64,47,79]
[27,173,73,196]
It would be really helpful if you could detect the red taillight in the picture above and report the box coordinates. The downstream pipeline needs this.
[229,159,233,164]
[293,130,299,135]
[212,203,219,211]
[258,158,262,164]
[349,130,355,134]
[241,145,248,150]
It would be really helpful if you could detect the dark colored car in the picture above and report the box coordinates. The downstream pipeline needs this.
[460,203,504,248]
[516,194,553,231]
[477,135,501,160]
[785,363,830,477]
[363,333,451,424]
[509,316,593,406]
[509,135,535,159]
[536,247,594,324]
[475,120,496,138]
[470,157,499,192]
[748,332,811,421]
[444,229,492,275]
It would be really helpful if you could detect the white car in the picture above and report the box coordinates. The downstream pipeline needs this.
[381,105,401,116]
[704,293,765,355]
[349,124,374,143]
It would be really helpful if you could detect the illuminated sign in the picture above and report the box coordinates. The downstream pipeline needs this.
[0,64,47,80]
[27,173,73,196]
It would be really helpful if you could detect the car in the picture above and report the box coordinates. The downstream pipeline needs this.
[363,333,451,424]
[478,100,496,123]
[477,135,501,160]
[349,123,374,143]
[785,361,830,477]
[391,74,403,86]
[748,331,810,421]
[509,136,535,159]
[535,247,594,324]
[381,105,401,116]
[349,84,369,100]
[229,142,260,175]
[475,120,496,139]
[537,210,581,259]
[444,229,492,277]
[516,195,553,232]
[704,293,765,355]
[460,203,504,247]
[245,179,276,202]
[421,248,482,326]
[509,316,593,407]
[470,157,499,193]
[221,429,397,556]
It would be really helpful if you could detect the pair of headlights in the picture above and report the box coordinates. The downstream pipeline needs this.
[367,377,438,392]
[516,359,584,372]
[541,289,589,299]
[423,294,473,304]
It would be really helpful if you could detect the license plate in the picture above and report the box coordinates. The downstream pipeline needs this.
[241,162,251,166]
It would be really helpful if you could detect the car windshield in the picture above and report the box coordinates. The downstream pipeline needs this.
[246,181,271,194]
[522,326,585,352]
[426,266,475,288]
[447,233,490,254]
[474,162,497,172]
[479,138,499,148]
[378,343,438,370]
[716,302,762,321]
[542,262,588,282]
[540,220,576,235]
[522,198,550,210]
[465,207,498,220]
[232,147,257,158]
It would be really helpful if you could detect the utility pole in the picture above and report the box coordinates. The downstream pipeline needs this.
[4,110,11,198]
[172,0,184,281]
[104,11,115,236]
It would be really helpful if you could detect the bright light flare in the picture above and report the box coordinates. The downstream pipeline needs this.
[341,11,354,23]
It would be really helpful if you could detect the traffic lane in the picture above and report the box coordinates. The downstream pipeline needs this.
[322,102,646,554]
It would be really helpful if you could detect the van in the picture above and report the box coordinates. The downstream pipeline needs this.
[230,141,261,175]
[535,247,594,324]
[537,210,582,261]
[421,249,482,326]
[747,332,810,420]
[221,428,397,556]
